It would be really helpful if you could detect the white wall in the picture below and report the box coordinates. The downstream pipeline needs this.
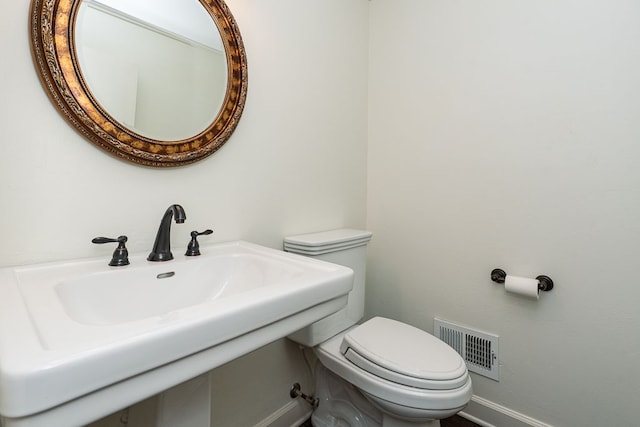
[0,0,368,425]
[368,1,640,426]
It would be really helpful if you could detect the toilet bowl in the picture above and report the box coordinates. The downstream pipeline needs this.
[285,230,472,427]
[315,318,472,426]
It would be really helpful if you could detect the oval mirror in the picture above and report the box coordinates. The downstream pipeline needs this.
[30,0,247,167]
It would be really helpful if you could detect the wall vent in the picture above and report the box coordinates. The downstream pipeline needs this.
[434,318,500,381]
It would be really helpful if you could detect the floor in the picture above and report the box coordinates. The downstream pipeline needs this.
[300,414,479,426]
[441,415,480,427]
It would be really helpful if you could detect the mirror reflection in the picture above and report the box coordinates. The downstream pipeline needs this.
[75,0,228,141]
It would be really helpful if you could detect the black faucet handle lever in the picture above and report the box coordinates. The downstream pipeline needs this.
[92,236,128,244]
[92,235,130,267]
[185,229,213,257]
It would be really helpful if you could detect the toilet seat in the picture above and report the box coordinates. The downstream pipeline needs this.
[340,317,468,390]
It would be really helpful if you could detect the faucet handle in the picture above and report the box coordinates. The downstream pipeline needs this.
[92,235,130,267]
[185,229,213,257]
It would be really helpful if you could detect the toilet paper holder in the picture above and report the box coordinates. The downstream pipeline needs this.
[490,268,554,292]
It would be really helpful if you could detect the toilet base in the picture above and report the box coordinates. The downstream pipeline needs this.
[312,364,449,427]
[381,414,439,427]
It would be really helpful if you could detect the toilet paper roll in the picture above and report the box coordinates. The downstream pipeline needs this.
[504,275,540,299]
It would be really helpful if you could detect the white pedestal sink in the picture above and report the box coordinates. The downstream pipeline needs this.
[0,241,353,427]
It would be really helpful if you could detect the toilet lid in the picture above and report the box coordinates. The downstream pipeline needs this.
[340,317,468,390]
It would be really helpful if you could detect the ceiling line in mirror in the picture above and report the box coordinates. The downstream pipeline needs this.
[83,0,224,52]
[29,0,248,167]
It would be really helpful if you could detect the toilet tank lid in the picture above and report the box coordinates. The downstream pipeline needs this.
[284,229,372,248]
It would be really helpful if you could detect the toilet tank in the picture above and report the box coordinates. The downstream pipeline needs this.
[284,229,372,347]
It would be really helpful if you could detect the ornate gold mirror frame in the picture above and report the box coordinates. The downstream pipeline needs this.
[29,0,247,167]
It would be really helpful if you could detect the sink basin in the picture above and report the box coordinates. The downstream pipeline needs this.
[0,241,353,427]
[55,250,315,326]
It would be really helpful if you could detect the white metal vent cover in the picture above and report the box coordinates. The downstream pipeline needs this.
[434,318,500,381]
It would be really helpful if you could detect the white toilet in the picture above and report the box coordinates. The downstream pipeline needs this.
[285,229,472,427]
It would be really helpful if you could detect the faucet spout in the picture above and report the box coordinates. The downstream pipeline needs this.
[148,204,186,261]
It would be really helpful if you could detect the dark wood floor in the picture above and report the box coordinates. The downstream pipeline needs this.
[300,414,479,426]
[442,414,480,427]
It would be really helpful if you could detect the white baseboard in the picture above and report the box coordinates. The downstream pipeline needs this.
[459,395,552,427]
[254,399,312,427]
[256,394,551,427]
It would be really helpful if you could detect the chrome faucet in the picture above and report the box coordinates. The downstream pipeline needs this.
[148,204,186,261]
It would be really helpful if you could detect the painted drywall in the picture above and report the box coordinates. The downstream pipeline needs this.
[367,1,640,426]
[0,0,368,425]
